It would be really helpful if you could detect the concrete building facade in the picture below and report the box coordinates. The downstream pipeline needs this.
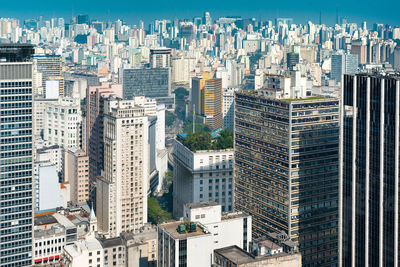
[173,138,234,217]
[43,97,82,149]
[96,99,149,237]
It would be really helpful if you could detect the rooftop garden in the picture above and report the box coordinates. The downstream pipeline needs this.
[283,96,326,101]
[178,129,233,152]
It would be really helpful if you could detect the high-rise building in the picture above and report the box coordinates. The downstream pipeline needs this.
[123,68,174,109]
[150,48,172,68]
[191,72,223,130]
[203,11,212,28]
[33,54,62,96]
[76,14,90,25]
[86,83,122,195]
[64,148,89,205]
[43,97,82,149]
[222,87,237,130]
[234,91,339,266]
[287,52,300,69]
[0,43,34,266]
[340,73,400,266]
[172,136,234,217]
[96,99,149,237]
[351,40,367,65]
[331,53,358,84]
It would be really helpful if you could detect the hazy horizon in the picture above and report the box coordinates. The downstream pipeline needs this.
[1,0,400,27]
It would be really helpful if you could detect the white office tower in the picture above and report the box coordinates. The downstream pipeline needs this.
[96,98,149,237]
[158,202,252,267]
[43,97,82,149]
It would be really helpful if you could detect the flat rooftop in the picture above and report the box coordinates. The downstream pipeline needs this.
[215,245,255,264]
[35,214,57,226]
[221,211,248,221]
[185,201,219,209]
[159,221,210,240]
[100,237,123,248]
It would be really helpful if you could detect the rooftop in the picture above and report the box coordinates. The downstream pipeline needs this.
[100,237,123,248]
[176,129,233,152]
[281,96,326,102]
[35,214,58,226]
[185,201,219,209]
[215,245,301,265]
[221,211,249,221]
[158,221,210,240]
[215,245,255,264]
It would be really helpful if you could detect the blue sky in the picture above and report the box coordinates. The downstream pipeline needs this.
[1,0,399,27]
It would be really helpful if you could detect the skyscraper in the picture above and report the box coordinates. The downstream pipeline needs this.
[191,72,223,130]
[150,48,172,68]
[234,91,339,266]
[331,53,358,84]
[340,73,400,266]
[123,68,173,109]
[33,54,62,96]
[96,99,149,237]
[0,44,34,266]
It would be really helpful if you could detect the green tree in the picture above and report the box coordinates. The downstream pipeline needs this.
[174,87,189,99]
[183,131,213,151]
[215,129,234,149]
[164,170,173,183]
[183,122,211,134]
[165,110,176,127]
[148,197,172,224]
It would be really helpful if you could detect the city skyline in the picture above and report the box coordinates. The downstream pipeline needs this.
[1,0,400,27]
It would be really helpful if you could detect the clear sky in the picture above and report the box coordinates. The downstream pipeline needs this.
[2,0,400,27]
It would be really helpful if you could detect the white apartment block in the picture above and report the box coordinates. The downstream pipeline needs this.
[173,139,234,218]
[158,202,252,267]
[43,97,82,149]
[33,98,57,137]
[96,99,149,237]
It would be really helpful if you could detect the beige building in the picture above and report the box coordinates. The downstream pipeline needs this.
[214,246,301,267]
[33,98,57,137]
[96,98,149,237]
[65,147,89,204]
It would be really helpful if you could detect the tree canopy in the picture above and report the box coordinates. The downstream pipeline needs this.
[148,197,172,224]
[182,129,233,152]
[165,110,176,127]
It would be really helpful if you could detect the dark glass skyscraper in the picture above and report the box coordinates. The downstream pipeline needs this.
[340,73,400,266]
[0,44,34,266]
[234,91,339,266]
